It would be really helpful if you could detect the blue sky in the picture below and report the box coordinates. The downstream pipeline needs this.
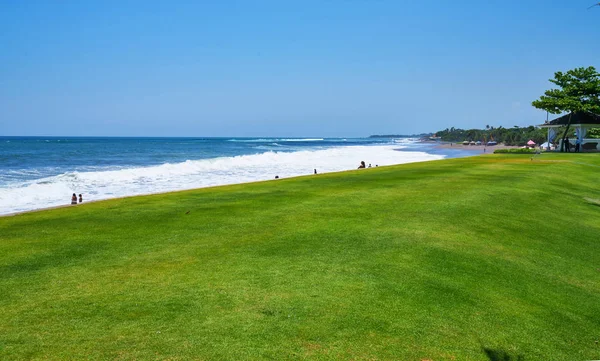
[1,1,599,137]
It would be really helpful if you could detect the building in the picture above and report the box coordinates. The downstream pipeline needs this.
[539,112,600,151]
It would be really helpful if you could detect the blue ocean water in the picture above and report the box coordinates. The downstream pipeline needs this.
[0,136,478,215]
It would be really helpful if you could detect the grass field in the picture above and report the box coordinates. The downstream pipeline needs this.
[1,153,599,361]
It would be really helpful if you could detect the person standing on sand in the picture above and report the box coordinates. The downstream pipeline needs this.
[71,193,78,205]
[79,194,83,203]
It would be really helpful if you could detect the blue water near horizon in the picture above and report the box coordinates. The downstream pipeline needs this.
[0,136,390,180]
[0,136,479,215]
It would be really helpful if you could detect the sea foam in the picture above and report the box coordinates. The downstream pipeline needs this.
[0,145,443,215]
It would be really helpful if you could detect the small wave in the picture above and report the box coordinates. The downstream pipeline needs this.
[227,138,324,143]
[227,138,273,143]
[393,138,419,144]
[280,138,324,142]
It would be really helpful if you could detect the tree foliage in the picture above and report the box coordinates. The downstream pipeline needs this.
[531,66,600,151]
[531,66,600,114]
[587,127,600,138]
[434,126,546,146]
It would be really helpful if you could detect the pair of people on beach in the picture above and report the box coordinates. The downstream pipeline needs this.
[71,193,83,204]
[358,161,374,169]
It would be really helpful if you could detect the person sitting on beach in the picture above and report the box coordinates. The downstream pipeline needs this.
[71,193,78,205]
[358,161,366,169]
[78,194,83,203]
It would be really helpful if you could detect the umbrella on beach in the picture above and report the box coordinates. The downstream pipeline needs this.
[527,140,536,146]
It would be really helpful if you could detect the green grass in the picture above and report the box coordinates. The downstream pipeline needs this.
[1,153,599,361]
[493,148,537,154]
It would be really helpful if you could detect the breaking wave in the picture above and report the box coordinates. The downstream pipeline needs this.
[0,145,443,215]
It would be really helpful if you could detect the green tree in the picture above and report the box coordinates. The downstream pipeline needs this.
[588,128,600,138]
[532,66,600,151]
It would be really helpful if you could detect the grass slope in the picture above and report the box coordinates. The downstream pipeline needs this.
[1,154,599,361]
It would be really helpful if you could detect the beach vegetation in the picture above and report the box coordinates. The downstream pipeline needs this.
[587,127,600,138]
[1,154,599,360]
[493,148,537,154]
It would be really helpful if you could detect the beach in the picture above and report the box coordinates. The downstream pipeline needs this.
[1,137,457,215]
[434,142,521,152]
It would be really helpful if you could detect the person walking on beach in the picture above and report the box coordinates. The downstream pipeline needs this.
[565,137,570,152]
[78,194,83,203]
[71,193,78,205]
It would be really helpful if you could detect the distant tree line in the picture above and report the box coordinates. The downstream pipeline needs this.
[435,125,600,145]
[434,125,547,146]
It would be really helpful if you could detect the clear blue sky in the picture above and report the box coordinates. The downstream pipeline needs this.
[1,1,598,137]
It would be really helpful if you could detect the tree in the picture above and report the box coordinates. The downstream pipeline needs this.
[532,66,600,151]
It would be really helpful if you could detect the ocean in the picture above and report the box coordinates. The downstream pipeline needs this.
[0,137,478,215]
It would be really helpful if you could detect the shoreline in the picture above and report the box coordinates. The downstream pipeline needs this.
[0,143,498,218]
[0,152,450,218]
[0,165,384,218]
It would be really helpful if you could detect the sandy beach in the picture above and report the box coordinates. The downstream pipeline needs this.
[434,142,521,153]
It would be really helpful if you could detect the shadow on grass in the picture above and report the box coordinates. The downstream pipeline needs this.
[483,348,525,361]
[0,241,107,279]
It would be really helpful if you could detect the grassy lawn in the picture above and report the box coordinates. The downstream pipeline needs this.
[1,153,599,360]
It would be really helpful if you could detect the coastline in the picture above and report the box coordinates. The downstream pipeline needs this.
[0,165,384,218]
[0,152,450,218]
[1,141,515,218]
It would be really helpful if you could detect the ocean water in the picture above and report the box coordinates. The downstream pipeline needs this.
[0,137,478,215]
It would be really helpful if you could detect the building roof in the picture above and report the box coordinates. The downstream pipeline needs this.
[539,112,600,127]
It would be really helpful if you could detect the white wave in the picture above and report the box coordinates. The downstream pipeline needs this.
[228,138,324,143]
[227,138,273,142]
[393,138,420,144]
[0,145,444,215]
